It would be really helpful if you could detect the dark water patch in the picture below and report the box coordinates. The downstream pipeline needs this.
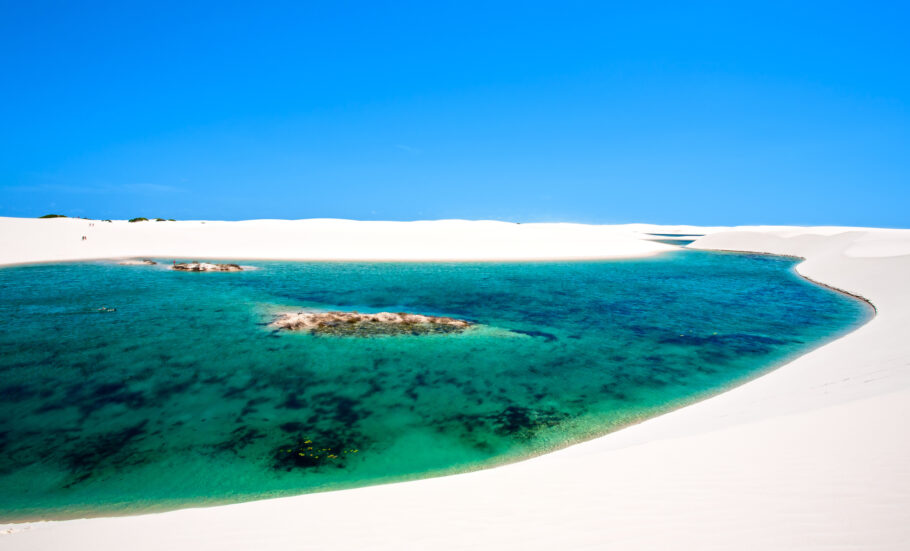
[435,404,571,452]
[152,374,199,401]
[599,385,631,402]
[309,394,364,426]
[222,379,258,399]
[280,394,307,410]
[493,405,568,439]
[0,384,38,402]
[237,397,270,420]
[510,328,558,342]
[76,382,147,419]
[213,426,265,455]
[202,373,230,385]
[62,421,149,486]
[279,422,307,433]
[660,332,789,355]
[360,378,384,399]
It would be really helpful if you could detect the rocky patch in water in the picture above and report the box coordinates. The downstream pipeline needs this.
[172,262,243,272]
[270,311,471,337]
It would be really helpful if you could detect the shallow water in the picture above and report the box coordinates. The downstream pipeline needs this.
[0,251,870,521]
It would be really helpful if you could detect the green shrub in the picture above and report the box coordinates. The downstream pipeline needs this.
[39,214,66,218]
[155,218,166,221]
[128,217,149,223]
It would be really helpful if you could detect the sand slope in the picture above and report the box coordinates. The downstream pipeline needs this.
[1,221,909,550]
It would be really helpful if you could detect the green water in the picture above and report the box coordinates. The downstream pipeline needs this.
[0,251,870,521]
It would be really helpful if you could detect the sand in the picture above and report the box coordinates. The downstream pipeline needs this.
[1,218,908,550]
[0,217,672,264]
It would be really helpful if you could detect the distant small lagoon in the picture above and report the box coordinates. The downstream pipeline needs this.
[649,238,697,246]
[0,251,870,521]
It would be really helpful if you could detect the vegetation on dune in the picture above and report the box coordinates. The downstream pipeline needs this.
[33,213,174,222]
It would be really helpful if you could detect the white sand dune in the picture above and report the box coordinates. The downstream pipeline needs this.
[1,219,909,550]
[0,217,673,264]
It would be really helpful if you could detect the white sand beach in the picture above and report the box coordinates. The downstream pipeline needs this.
[1,218,908,550]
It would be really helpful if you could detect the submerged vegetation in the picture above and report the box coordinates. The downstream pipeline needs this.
[273,435,361,471]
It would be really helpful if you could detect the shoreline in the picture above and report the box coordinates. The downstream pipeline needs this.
[791,265,878,313]
[706,248,879,313]
[1,220,909,549]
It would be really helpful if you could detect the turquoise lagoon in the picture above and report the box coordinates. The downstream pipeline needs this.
[0,251,870,521]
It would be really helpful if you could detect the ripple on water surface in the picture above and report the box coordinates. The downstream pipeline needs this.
[0,251,870,520]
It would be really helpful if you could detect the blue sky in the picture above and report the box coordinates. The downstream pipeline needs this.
[1,1,907,226]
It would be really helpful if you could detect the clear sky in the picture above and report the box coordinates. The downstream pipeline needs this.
[1,2,907,226]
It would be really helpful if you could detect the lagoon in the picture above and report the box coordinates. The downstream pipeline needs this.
[0,251,870,521]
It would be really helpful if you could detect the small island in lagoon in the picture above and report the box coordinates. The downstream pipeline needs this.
[172,262,244,272]
[270,311,472,336]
